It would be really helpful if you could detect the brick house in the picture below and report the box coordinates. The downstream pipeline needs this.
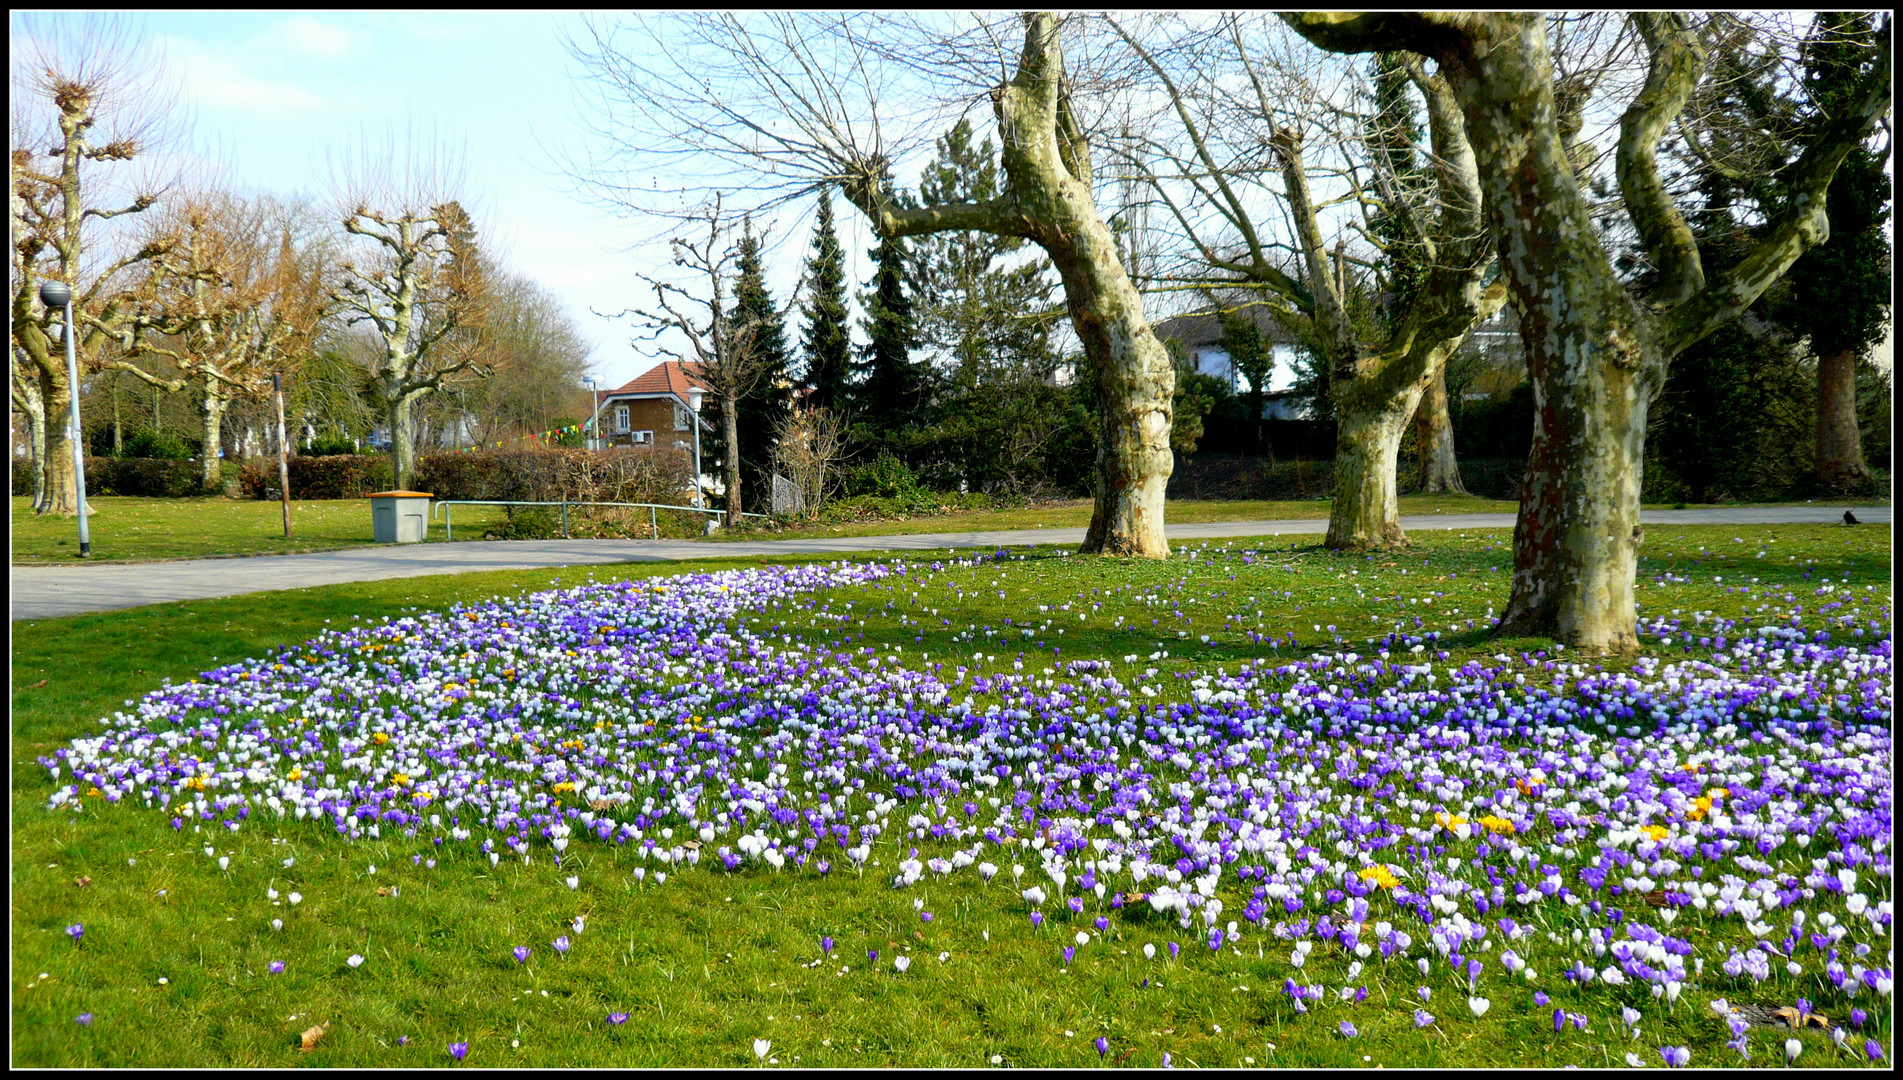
[588,360,715,485]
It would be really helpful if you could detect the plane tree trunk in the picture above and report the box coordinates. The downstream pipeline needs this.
[848,13,1173,557]
[1283,11,1893,652]
[1813,347,1869,489]
[1414,365,1465,493]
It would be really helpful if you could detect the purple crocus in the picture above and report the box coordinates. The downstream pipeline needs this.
[553,936,570,955]
[921,911,934,923]
[75,1013,93,1027]
[66,923,83,942]
[1094,916,1109,932]
[1466,958,1482,988]
[449,1041,468,1061]
[1339,1021,1358,1038]
[869,949,879,964]
[1095,1036,1109,1060]
[821,936,834,956]
[513,946,531,963]
[1660,1046,1690,1068]
[1030,912,1044,929]
[608,1012,629,1025]
[1414,1009,1434,1028]
[269,961,285,975]
[1167,941,1180,960]
[398,1036,410,1046]
[1868,1042,1886,1063]
[1063,946,1075,965]
[1553,1009,1566,1033]
[1533,991,1550,1006]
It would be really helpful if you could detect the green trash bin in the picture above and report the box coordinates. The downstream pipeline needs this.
[368,490,433,543]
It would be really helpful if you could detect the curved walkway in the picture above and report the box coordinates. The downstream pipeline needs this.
[10,505,1888,622]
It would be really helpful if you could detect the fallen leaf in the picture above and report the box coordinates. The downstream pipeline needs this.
[74,876,91,887]
[376,886,394,897]
[683,840,702,851]
[588,799,616,811]
[298,1023,328,1052]
[1644,890,1669,908]
[29,679,47,688]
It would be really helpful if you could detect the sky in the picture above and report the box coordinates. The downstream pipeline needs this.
[11,10,883,391]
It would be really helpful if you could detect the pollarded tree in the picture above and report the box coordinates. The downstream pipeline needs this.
[330,149,490,492]
[10,14,183,515]
[565,12,1176,557]
[111,191,331,491]
[1110,15,1504,549]
[1283,12,1892,652]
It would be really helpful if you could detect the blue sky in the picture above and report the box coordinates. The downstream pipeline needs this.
[14,11,873,390]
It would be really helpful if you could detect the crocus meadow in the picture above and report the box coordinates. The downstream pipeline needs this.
[37,546,1893,1060]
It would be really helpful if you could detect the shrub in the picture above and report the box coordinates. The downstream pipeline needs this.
[301,436,358,456]
[413,448,692,505]
[119,429,192,461]
[240,455,394,501]
[842,451,921,499]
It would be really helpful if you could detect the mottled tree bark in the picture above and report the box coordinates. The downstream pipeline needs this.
[850,13,1173,558]
[1813,347,1868,489]
[1285,11,1891,653]
[198,391,228,492]
[1414,365,1465,493]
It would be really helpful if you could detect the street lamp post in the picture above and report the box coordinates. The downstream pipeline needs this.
[687,387,704,509]
[39,280,90,557]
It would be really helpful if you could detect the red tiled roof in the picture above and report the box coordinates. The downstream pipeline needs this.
[606,360,709,399]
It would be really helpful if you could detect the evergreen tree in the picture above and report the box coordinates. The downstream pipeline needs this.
[904,119,1059,385]
[729,214,794,511]
[799,188,853,411]
[853,178,926,431]
[1215,304,1274,458]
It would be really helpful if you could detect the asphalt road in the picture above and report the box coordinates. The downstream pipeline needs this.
[10,505,1889,622]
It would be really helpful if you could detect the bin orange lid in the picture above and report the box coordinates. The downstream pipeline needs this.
[366,490,435,498]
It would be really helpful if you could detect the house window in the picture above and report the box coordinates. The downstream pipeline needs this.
[613,405,630,434]
[631,430,653,445]
[674,403,691,431]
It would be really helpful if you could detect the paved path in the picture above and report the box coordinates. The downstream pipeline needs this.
[10,505,1888,622]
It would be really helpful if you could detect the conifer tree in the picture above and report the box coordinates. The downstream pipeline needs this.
[904,119,1058,386]
[799,188,853,411]
[730,214,794,509]
[853,187,925,431]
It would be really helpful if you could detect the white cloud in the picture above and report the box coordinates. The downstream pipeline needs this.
[254,16,357,60]
[161,35,325,114]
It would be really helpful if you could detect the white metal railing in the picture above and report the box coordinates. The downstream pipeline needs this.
[428,499,767,540]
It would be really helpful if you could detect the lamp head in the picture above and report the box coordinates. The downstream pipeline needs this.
[39,280,73,308]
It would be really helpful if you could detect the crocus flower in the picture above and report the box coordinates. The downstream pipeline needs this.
[608,1012,628,1025]
[449,1042,468,1061]
[1660,1046,1689,1068]
[1030,912,1044,929]
[1867,1042,1886,1063]
[1062,947,1075,965]
[269,961,285,974]
[553,936,570,955]
[1168,942,1180,960]
[869,950,878,964]
[894,956,911,973]
[66,924,83,942]
[922,912,934,923]
[397,1036,409,1046]
[346,954,364,968]
[1339,1021,1358,1038]
[1414,1009,1434,1028]
[1533,991,1550,1006]
[75,1013,93,1027]
[1783,1039,1802,1064]
[1095,1036,1109,1060]
[513,946,531,964]
[821,936,834,956]
[1553,1009,1566,1033]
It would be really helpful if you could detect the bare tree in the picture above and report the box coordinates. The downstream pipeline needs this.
[9,14,184,515]
[771,401,851,518]
[451,268,593,448]
[565,12,1178,557]
[329,139,490,491]
[1283,12,1892,652]
[1108,14,1503,549]
[109,191,331,490]
[613,196,783,527]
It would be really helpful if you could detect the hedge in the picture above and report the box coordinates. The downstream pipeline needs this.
[12,457,203,498]
[410,448,693,505]
[238,455,392,500]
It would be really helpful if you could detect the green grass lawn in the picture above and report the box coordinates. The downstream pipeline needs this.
[11,525,1892,1067]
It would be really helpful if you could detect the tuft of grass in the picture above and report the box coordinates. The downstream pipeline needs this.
[11,526,1891,1067]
